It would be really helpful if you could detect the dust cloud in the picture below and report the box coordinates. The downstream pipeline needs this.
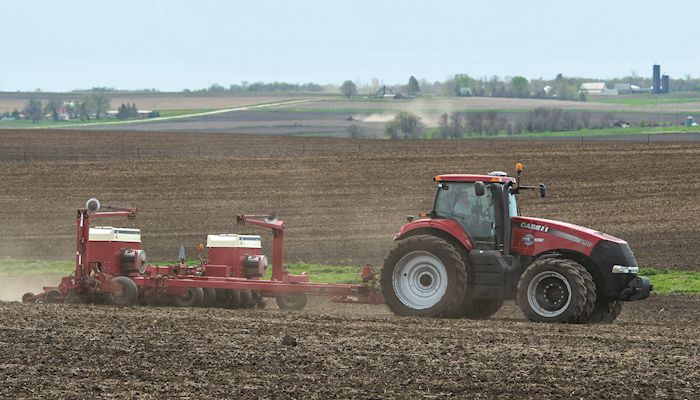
[0,276,60,302]
[360,113,395,123]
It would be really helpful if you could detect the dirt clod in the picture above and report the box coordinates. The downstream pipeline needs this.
[281,334,298,346]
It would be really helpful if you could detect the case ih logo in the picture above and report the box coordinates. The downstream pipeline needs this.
[520,222,550,233]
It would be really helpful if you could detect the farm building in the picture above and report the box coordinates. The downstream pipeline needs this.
[614,83,632,94]
[579,82,606,94]
[580,82,617,96]
[614,83,645,94]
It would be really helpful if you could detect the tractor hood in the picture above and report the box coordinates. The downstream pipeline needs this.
[512,216,627,256]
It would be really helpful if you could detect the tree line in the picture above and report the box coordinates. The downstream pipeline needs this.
[341,73,700,100]
[437,108,626,137]
[20,94,111,123]
[187,81,325,93]
[369,108,629,140]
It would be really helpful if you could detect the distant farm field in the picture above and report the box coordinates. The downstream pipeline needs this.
[4,93,700,140]
[0,92,322,113]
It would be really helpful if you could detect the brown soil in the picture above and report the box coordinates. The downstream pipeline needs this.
[0,294,698,399]
[0,129,698,271]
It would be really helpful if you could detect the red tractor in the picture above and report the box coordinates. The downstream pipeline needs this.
[381,164,651,323]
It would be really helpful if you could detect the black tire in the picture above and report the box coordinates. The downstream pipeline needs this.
[517,258,589,323]
[201,288,217,307]
[22,293,37,304]
[171,287,204,308]
[254,292,266,309]
[45,289,62,303]
[588,298,623,323]
[570,262,597,323]
[214,289,230,308]
[276,293,308,310]
[104,276,139,307]
[460,297,504,319]
[227,289,241,309]
[192,287,205,307]
[381,235,467,318]
[239,290,253,308]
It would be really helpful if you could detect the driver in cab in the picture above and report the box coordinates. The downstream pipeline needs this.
[454,188,472,216]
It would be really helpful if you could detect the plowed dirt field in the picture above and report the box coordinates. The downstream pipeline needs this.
[1,295,698,399]
[0,129,698,270]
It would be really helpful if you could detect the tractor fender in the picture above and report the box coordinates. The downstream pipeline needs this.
[394,219,473,252]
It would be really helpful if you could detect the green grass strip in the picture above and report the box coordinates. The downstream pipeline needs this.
[1,259,698,294]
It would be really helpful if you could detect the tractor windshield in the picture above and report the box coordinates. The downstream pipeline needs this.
[433,182,498,245]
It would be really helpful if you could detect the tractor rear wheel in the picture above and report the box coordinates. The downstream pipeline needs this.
[276,293,308,310]
[517,258,589,323]
[381,235,467,318]
[588,298,623,323]
[104,276,139,307]
[172,287,204,308]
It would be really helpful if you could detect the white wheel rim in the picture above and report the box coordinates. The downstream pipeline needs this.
[527,271,572,318]
[392,251,448,310]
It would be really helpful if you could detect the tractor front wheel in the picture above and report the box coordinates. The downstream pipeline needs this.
[381,235,467,318]
[517,258,590,323]
[104,276,139,307]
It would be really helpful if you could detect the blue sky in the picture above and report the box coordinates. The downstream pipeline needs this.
[1,0,697,91]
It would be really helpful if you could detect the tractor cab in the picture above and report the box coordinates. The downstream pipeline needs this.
[431,173,518,250]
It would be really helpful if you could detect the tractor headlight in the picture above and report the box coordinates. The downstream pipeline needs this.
[612,265,638,274]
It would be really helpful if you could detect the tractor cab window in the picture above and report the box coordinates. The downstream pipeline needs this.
[509,191,518,217]
[433,182,497,246]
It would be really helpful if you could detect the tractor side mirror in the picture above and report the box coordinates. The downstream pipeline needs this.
[539,184,547,198]
[474,181,486,197]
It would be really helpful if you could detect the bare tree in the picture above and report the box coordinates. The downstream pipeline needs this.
[385,111,423,139]
[438,113,450,138]
[91,93,110,119]
[600,112,615,128]
[75,98,95,121]
[346,123,363,139]
[44,96,63,121]
[449,112,464,138]
[24,99,43,123]
[581,111,592,128]
[407,76,421,96]
[563,112,579,130]
[340,80,357,99]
